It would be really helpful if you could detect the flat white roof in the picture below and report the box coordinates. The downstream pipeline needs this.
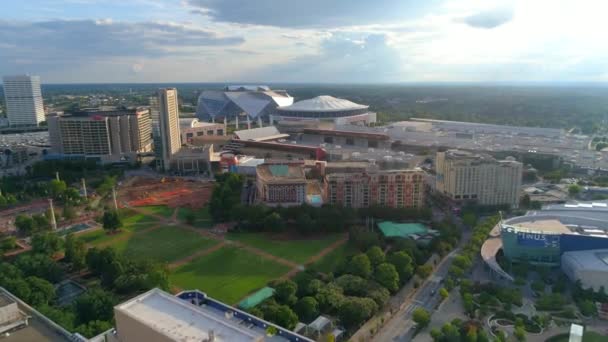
[115,289,263,342]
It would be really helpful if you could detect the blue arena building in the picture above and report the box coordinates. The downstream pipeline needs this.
[481,201,608,281]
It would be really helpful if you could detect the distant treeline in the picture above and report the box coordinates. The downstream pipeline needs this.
[4,84,607,133]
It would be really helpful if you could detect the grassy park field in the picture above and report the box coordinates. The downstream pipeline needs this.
[226,232,342,264]
[76,204,346,305]
[170,245,291,304]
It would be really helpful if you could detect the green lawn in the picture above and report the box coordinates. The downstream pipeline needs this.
[310,242,357,273]
[77,228,127,246]
[112,226,217,263]
[226,233,342,264]
[170,246,290,304]
[121,210,157,227]
[177,207,211,221]
[139,205,175,218]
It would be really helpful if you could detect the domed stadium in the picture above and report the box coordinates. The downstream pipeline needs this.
[272,95,376,125]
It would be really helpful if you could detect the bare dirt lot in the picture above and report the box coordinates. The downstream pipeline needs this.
[119,177,214,209]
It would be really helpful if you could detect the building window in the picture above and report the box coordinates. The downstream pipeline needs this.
[186,133,194,138]
[197,131,204,136]
[368,140,378,148]
[346,138,355,146]
[324,136,334,144]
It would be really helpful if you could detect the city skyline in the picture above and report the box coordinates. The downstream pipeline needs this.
[2,0,608,84]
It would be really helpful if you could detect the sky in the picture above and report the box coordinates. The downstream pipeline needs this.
[1,0,608,83]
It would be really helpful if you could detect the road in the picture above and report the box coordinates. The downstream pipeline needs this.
[374,220,472,342]
[374,250,459,341]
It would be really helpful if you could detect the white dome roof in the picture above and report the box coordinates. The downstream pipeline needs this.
[278,95,367,112]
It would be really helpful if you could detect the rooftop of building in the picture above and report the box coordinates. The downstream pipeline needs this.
[179,118,223,129]
[234,126,289,142]
[302,128,390,140]
[59,107,148,118]
[277,96,368,113]
[0,291,14,307]
[256,163,306,184]
[562,249,608,272]
[509,219,572,234]
[115,288,263,342]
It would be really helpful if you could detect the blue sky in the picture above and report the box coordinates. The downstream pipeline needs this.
[1,0,607,83]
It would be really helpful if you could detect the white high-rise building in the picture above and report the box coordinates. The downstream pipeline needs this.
[436,149,522,208]
[157,88,181,171]
[2,75,45,126]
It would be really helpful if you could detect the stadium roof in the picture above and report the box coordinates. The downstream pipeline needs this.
[115,288,263,342]
[278,96,367,112]
[562,249,608,272]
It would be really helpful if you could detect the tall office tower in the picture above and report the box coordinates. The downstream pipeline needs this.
[436,149,522,208]
[2,75,45,126]
[148,96,164,170]
[157,88,181,171]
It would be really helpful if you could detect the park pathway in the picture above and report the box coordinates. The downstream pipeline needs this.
[168,242,226,269]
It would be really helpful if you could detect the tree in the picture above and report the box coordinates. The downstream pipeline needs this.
[15,253,63,283]
[439,288,449,300]
[48,179,67,199]
[33,214,50,231]
[335,275,368,296]
[25,276,55,306]
[416,264,433,279]
[102,210,122,233]
[514,326,526,341]
[274,280,297,306]
[295,297,319,322]
[31,232,63,255]
[184,211,196,225]
[412,307,430,329]
[430,328,442,342]
[366,246,385,266]
[388,251,414,283]
[0,236,16,252]
[568,184,582,197]
[64,233,87,270]
[295,213,314,235]
[63,205,77,220]
[263,212,284,232]
[348,254,372,278]
[338,297,377,329]
[63,187,82,205]
[74,289,115,324]
[462,212,477,227]
[374,263,399,292]
[315,283,345,315]
[15,214,35,235]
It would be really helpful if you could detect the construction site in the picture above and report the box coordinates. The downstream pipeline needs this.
[119,177,214,209]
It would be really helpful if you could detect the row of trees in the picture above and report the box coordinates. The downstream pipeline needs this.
[252,242,425,332]
[430,319,492,342]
